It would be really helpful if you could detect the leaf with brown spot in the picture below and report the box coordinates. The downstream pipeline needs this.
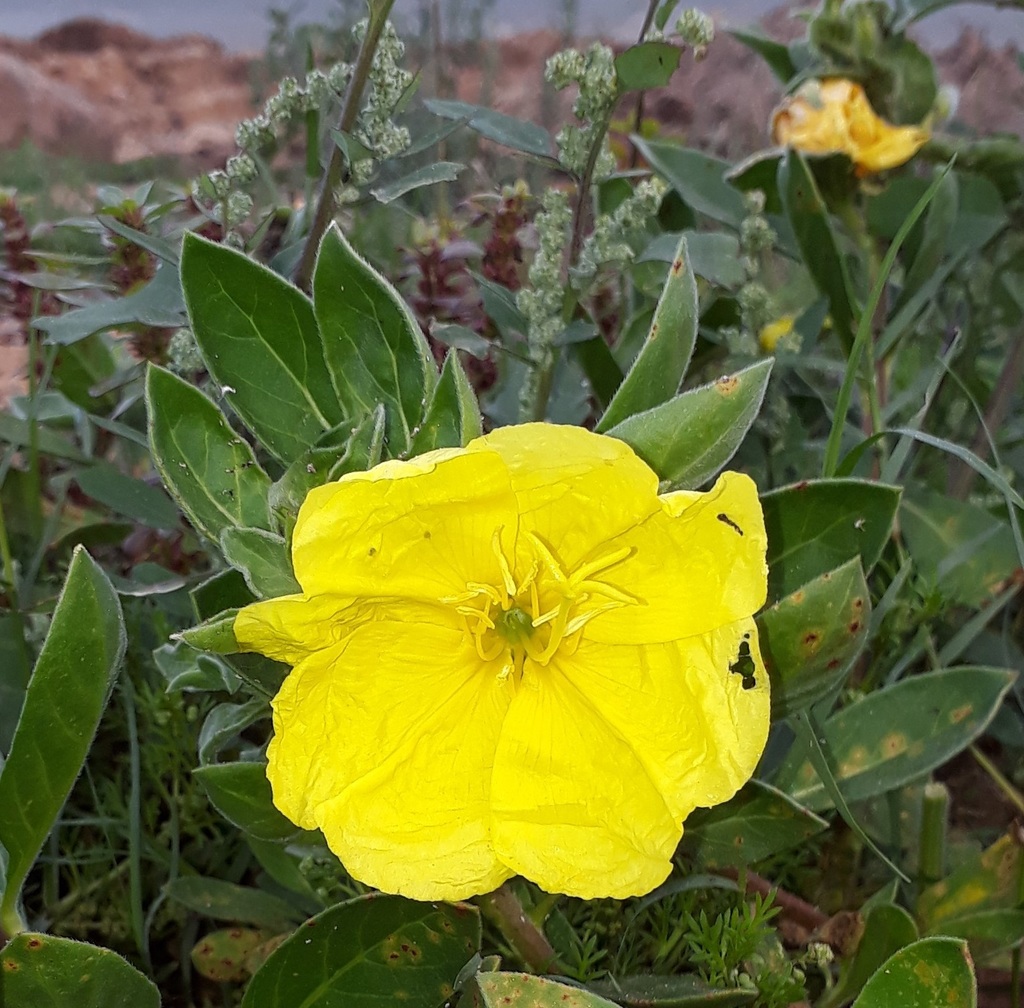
[850,937,975,1008]
[775,667,1016,811]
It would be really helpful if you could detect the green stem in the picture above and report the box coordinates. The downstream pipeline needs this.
[294,0,397,292]
[917,780,949,884]
[476,882,564,974]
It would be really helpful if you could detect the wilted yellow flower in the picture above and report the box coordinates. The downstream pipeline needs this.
[235,424,770,901]
[772,78,929,174]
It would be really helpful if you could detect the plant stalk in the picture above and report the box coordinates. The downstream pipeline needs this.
[294,0,397,291]
[476,882,564,974]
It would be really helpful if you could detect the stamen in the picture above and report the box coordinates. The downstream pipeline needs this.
[492,528,517,598]
[572,545,633,584]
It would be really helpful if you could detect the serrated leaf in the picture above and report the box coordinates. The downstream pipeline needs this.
[851,938,974,1008]
[370,161,464,203]
[193,761,300,842]
[758,558,870,718]
[146,364,273,544]
[776,667,1016,811]
[165,876,301,930]
[607,359,772,489]
[0,933,159,1008]
[181,232,344,462]
[681,780,828,870]
[221,527,300,599]
[597,235,697,431]
[614,41,682,92]
[409,350,483,454]
[242,894,481,1008]
[0,548,125,933]
[761,479,900,601]
[424,98,554,160]
[471,973,619,1007]
[313,225,435,456]
[779,151,857,348]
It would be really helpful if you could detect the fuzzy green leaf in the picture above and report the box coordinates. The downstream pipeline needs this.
[761,479,900,601]
[851,938,974,1008]
[597,235,697,431]
[0,933,159,1008]
[193,762,300,842]
[614,41,682,92]
[146,364,273,544]
[409,350,483,455]
[0,548,125,934]
[220,527,300,599]
[313,225,436,456]
[608,359,772,489]
[242,894,481,1008]
[181,232,344,461]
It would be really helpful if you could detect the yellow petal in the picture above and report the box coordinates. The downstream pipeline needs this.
[473,423,662,576]
[585,471,768,644]
[267,617,515,900]
[292,445,517,601]
[556,621,770,822]
[234,593,358,664]
[491,660,680,899]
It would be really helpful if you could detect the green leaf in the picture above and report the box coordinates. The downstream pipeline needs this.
[0,933,159,1008]
[940,909,1024,962]
[728,29,797,82]
[0,413,87,463]
[761,479,900,600]
[597,235,697,432]
[471,973,618,1007]
[900,492,1018,608]
[851,937,975,1008]
[33,264,186,345]
[181,232,344,462]
[918,832,1024,931]
[313,224,436,456]
[607,359,772,489]
[193,762,300,842]
[146,364,273,544]
[634,139,746,228]
[588,974,757,1007]
[572,333,626,410]
[370,161,464,203]
[242,894,481,1008]
[822,904,919,1008]
[165,876,301,930]
[74,462,180,531]
[268,409,385,533]
[0,548,125,934]
[779,151,857,348]
[0,613,31,755]
[776,667,1016,811]
[758,558,870,718]
[175,612,241,656]
[681,780,828,870]
[409,350,482,455]
[614,41,682,92]
[636,231,745,289]
[424,98,554,160]
[220,527,300,599]
[153,640,241,692]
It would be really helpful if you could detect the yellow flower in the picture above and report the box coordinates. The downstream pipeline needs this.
[772,78,929,174]
[759,314,796,354]
[235,424,770,901]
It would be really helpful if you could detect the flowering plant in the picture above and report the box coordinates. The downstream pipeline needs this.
[235,424,769,900]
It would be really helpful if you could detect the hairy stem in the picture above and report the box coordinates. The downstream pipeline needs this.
[294,0,397,291]
[477,882,564,974]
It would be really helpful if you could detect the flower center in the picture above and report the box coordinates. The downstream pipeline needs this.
[442,529,636,681]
